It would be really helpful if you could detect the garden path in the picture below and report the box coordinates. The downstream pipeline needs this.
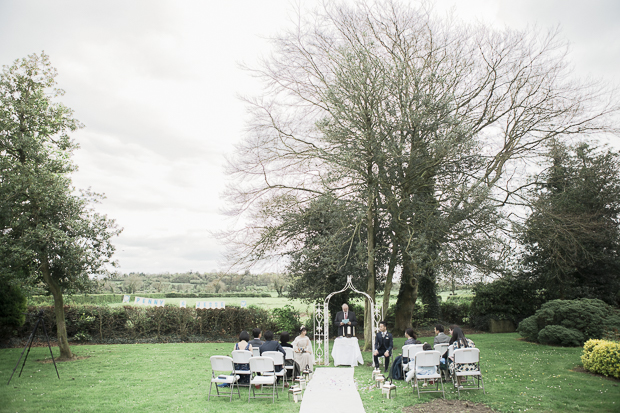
[300,367,365,413]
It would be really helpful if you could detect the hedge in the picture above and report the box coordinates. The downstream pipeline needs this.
[581,339,620,379]
[9,305,279,344]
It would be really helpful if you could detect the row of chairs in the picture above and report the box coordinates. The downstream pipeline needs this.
[209,348,296,403]
[401,343,485,398]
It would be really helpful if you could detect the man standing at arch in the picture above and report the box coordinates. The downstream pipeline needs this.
[334,303,357,337]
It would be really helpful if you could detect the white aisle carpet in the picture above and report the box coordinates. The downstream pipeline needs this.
[300,367,365,413]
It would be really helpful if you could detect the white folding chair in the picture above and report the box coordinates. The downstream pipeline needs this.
[231,350,252,386]
[249,357,278,403]
[412,351,444,399]
[452,348,485,397]
[434,343,449,381]
[284,347,295,378]
[263,351,287,390]
[208,356,240,402]
[434,343,449,356]
[401,345,413,375]
[403,344,424,373]
[252,347,260,357]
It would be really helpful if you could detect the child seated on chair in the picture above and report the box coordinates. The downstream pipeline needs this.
[405,343,436,385]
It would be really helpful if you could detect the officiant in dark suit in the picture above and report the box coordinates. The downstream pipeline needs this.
[373,321,393,372]
[334,303,357,336]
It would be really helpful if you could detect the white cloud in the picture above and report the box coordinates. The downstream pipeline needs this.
[1,0,618,272]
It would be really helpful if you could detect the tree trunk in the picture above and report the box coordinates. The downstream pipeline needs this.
[419,267,441,320]
[364,189,376,351]
[382,238,398,319]
[41,260,74,360]
[393,254,418,335]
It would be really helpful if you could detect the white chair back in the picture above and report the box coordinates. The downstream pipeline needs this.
[284,347,294,361]
[249,356,275,374]
[402,344,413,355]
[406,344,424,359]
[434,343,449,355]
[231,350,252,364]
[454,348,480,364]
[263,351,284,366]
[252,347,260,357]
[211,355,234,371]
[414,350,440,368]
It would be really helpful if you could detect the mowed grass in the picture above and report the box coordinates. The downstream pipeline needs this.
[1,333,617,412]
[354,333,619,412]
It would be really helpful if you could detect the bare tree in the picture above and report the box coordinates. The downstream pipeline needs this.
[224,0,619,340]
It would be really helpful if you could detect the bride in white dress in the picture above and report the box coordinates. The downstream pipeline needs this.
[292,326,314,372]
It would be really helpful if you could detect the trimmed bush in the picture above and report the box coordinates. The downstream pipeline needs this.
[581,339,620,379]
[11,305,278,344]
[271,305,302,335]
[538,325,584,346]
[0,280,27,337]
[470,277,544,330]
[440,297,472,325]
[517,298,620,346]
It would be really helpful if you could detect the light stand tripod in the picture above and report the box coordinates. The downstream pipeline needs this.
[8,310,60,385]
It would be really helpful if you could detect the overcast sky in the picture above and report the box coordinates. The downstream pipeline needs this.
[1,0,618,274]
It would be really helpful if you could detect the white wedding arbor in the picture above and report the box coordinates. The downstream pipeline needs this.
[313,275,383,365]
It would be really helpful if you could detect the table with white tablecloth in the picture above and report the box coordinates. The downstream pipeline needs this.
[331,337,364,367]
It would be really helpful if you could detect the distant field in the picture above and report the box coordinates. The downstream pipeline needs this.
[108,295,313,313]
[90,289,472,315]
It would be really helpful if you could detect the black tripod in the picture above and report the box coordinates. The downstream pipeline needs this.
[8,310,60,385]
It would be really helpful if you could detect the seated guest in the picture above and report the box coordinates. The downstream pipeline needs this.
[280,331,293,348]
[446,325,476,387]
[373,321,393,372]
[232,331,252,384]
[403,328,422,363]
[292,326,314,373]
[233,330,253,352]
[248,328,263,347]
[405,343,436,384]
[259,330,286,373]
[433,324,450,345]
[404,328,422,345]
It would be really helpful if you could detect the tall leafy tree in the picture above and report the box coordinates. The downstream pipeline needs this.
[0,53,121,359]
[520,142,620,305]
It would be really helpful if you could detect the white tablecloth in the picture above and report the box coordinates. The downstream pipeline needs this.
[331,337,364,367]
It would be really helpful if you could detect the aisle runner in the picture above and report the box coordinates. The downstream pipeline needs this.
[300,368,365,413]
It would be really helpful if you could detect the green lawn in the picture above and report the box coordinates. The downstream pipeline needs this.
[1,333,617,412]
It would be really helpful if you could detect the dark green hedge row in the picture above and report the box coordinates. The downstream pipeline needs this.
[6,305,279,343]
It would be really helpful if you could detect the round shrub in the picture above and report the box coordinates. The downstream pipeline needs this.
[517,298,620,346]
[582,339,620,379]
[537,325,584,346]
[516,315,539,342]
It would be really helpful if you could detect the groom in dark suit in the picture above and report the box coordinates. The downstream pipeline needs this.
[373,321,393,372]
[334,303,357,336]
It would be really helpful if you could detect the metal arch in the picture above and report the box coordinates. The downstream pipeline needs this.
[316,275,382,366]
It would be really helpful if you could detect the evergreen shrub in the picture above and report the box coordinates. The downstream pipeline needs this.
[517,298,620,346]
[0,280,27,337]
[470,277,544,330]
[440,297,472,325]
